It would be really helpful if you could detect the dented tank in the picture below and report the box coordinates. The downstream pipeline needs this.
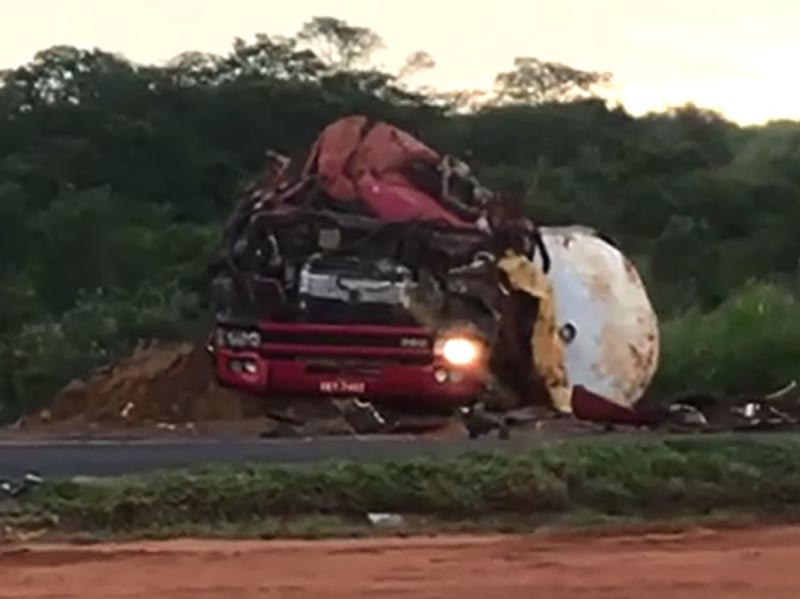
[537,226,659,409]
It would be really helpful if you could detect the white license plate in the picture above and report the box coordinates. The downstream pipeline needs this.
[319,380,366,394]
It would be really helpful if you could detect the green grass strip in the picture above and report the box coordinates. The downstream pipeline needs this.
[8,436,800,536]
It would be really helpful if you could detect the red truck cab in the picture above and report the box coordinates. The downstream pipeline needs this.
[207,115,502,410]
[209,249,489,410]
[211,320,486,410]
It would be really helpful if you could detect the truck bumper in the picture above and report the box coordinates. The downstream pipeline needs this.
[213,349,485,408]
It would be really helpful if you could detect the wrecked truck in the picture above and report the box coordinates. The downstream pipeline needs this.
[207,115,660,418]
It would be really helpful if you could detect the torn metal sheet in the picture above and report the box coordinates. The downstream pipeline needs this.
[496,252,572,414]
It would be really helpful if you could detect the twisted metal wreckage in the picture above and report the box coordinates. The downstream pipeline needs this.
[208,115,800,434]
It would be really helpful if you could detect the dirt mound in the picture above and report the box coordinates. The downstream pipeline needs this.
[15,341,456,438]
[11,339,468,439]
[22,341,267,432]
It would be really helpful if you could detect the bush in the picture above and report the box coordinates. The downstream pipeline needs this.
[0,285,210,422]
[653,280,800,398]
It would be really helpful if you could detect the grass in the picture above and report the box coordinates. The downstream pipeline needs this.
[653,280,800,399]
[6,435,800,541]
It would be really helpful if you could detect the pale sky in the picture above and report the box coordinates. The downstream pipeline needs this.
[2,0,799,124]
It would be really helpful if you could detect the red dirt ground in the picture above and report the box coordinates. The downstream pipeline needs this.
[1,526,797,598]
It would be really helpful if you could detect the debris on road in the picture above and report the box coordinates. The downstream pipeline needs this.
[1,472,43,499]
[459,402,510,439]
[366,513,405,528]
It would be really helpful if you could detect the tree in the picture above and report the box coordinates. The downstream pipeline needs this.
[223,34,325,82]
[3,18,800,417]
[296,16,384,71]
[493,56,612,105]
[165,51,225,86]
[397,51,436,81]
[1,45,140,112]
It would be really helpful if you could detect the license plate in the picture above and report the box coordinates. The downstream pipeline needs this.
[319,380,366,394]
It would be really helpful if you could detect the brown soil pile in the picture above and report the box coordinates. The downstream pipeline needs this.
[13,341,462,438]
[22,341,267,432]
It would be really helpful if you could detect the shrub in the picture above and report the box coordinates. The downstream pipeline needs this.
[653,280,800,398]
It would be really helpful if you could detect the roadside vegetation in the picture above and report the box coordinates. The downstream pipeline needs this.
[2,16,800,420]
[654,281,800,398]
[6,437,800,540]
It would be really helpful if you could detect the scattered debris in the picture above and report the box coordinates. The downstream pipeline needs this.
[665,403,709,430]
[648,383,800,433]
[120,402,134,419]
[459,402,509,439]
[367,513,405,528]
[335,399,387,435]
[1,472,43,499]
[11,334,800,441]
[766,380,797,401]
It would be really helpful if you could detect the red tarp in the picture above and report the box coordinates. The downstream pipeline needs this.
[302,115,472,227]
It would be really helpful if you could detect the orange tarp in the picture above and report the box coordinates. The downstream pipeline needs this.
[304,115,440,202]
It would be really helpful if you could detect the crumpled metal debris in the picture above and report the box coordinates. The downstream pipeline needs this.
[583,379,800,433]
[661,403,710,432]
[651,381,800,432]
[459,402,510,439]
[260,398,391,437]
[334,398,387,435]
[0,472,44,499]
[495,252,571,413]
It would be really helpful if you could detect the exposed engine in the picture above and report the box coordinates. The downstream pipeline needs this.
[297,254,418,325]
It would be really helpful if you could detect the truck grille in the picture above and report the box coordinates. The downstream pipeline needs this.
[261,329,432,349]
[257,323,434,365]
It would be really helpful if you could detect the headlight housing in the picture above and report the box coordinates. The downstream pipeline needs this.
[435,335,482,367]
[216,327,261,349]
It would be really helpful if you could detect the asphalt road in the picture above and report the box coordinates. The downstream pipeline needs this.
[1,429,797,479]
[0,431,601,479]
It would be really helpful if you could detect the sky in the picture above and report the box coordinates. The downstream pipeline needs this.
[1,0,798,125]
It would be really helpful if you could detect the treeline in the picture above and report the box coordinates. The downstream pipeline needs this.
[1,17,799,418]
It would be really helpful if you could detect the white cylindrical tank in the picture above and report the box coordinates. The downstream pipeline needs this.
[536,226,659,409]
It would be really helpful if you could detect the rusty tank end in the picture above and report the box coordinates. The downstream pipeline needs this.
[536,226,660,409]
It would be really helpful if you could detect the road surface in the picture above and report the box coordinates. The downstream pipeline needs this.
[0,436,508,478]
[0,429,795,479]
[0,429,622,478]
[3,525,799,598]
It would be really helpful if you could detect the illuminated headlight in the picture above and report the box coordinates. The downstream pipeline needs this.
[221,328,261,349]
[438,337,481,367]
